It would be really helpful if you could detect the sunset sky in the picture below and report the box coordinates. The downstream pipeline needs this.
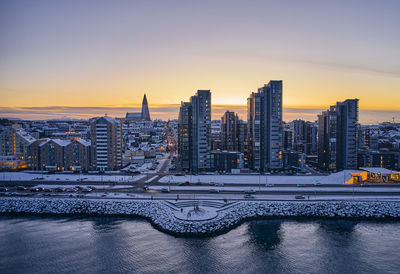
[1,0,399,123]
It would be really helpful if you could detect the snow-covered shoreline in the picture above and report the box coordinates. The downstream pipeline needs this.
[1,197,399,236]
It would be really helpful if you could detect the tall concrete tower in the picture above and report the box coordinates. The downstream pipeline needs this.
[141,94,151,121]
[247,80,283,171]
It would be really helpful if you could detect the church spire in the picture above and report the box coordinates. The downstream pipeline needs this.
[141,93,151,121]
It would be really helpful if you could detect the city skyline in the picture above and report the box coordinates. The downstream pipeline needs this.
[1,101,399,125]
[1,0,400,123]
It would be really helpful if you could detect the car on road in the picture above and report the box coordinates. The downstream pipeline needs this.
[297,184,305,187]
[0,187,9,192]
[30,187,39,192]
[17,186,27,191]
[82,188,92,193]
[161,188,170,193]
[209,189,219,193]
[55,187,66,192]
[244,194,255,199]
[44,188,53,192]
[314,182,322,186]
[295,195,305,200]
[244,189,256,194]
[266,183,274,187]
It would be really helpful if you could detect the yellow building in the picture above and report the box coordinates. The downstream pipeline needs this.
[349,167,400,184]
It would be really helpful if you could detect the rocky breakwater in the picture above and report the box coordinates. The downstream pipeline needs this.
[0,197,399,236]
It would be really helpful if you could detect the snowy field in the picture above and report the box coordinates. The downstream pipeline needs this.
[159,170,358,185]
[0,172,145,182]
[122,154,170,174]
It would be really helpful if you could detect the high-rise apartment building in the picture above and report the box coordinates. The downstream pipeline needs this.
[178,102,192,170]
[0,125,36,159]
[178,90,211,172]
[247,80,283,171]
[290,119,318,155]
[221,111,238,151]
[90,116,123,171]
[318,99,359,172]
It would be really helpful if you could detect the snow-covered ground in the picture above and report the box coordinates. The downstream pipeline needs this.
[0,172,145,182]
[159,170,357,185]
[122,153,170,174]
[149,185,400,193]
[174,206,218,221]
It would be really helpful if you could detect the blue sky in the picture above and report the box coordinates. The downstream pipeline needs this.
[1,0,399,122]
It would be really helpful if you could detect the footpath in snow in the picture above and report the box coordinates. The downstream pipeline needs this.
[158,171,357,185]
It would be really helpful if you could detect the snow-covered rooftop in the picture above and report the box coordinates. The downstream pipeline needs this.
[360,167,397,174]
[15,130,36,143]
[75,139,90,146]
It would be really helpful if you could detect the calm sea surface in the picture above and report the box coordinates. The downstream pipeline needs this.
[1,216,399,274]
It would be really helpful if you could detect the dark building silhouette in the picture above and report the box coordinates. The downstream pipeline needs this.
[247,80,283,171]
[141,94,151,121]
[318,99,359,172]
[178,90,211,172]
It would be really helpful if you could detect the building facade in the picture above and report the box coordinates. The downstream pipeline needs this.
[221,111,238,151]
[90,116,123,171]
[318,99,359,172]
[178,90,211,172]
[178,102,192,170]
[247,80,283,171]
[0,125,36,159]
